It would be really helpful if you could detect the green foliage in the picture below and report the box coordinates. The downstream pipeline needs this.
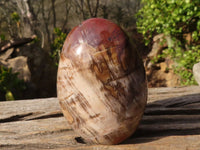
[136,0,200,85]
[162,45,200,85]
[50,28,67,66]
[30,36,39,45]
[11,12,20,22]
[0,66,26,101]
[0,34,6,41]
[137,0,200,44]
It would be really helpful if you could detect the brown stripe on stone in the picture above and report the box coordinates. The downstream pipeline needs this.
[59,101,74,124]
[103,93,123,115]
[100,45,118,80]
[89,113,100,119]
[104,84,118,98]
[90,46,113,84]
[61,98,87,129]
[110,46,120,66]
[98,45,117,78]
[84,126,99,138]
[92,62,111,84]
[75,93,91,114]
[103,82,127,111]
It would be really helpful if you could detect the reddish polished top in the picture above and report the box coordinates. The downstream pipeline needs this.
[61,18,136,76]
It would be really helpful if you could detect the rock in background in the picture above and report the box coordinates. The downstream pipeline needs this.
[0,38,57,99]
[193,62,200,86]
[144,34,180,87]
[20,44,57,98]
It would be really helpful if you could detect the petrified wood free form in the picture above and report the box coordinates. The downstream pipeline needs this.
[57,18,147,144]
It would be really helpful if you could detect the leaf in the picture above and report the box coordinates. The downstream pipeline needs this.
[185,0,190,3]
[5,90,15,101]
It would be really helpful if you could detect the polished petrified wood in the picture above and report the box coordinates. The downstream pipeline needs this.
[57,18,147,144]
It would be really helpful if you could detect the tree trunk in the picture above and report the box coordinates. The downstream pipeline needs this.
[15,0,37,38]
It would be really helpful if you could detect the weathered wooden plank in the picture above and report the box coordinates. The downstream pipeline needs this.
[0,98,62,121]
[1,86,199,122]
[1,86,199,120]
[148,86,200,102]
[0,118,79,149]
[0,86,200,149]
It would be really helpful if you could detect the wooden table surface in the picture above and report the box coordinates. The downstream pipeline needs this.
[0,86,200,150]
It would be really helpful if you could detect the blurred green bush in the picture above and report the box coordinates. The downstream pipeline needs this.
[137,0,200,85]
[0,66,26,101]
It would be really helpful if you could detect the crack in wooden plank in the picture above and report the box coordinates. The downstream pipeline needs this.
[0,113,34,123]
[141,115,200,125]
[144,108,200,115]
[0,111,63,123]
[0,143,69,150]
[26,112,63,121]
[134,128,200,138]
[16,129,73,140]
